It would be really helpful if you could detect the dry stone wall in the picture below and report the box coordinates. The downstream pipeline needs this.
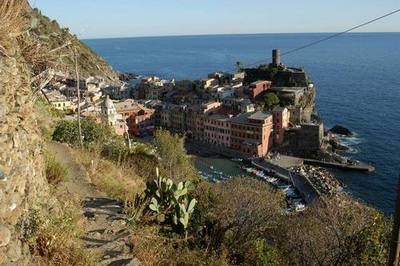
[0,55,50,264]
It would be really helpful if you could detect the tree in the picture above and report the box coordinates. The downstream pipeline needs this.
[153,129,198,182]
[264,93,279,110]
[236,61,244,72]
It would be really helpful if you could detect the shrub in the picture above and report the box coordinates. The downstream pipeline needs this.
[52,118,113,147]
[204,178,284,264]
[154,129,199,182]
[130,225,229,266]
[264,92,280,110]
[27,201,97,265]
[44,151,67,185]
[276,196,390,266]
[101,137,130,164]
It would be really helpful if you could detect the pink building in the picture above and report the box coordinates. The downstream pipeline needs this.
[272,106,290,145]
[193,101,222,141]
[248,80,272,99]
[230,111,273,157]
[204,115,231,147]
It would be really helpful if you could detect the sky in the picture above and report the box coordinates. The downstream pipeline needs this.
[28,0,400,39]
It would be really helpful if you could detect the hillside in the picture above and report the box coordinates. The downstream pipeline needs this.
[23,4,120,81]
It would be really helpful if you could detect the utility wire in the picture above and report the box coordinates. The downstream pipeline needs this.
[241,8,400,69]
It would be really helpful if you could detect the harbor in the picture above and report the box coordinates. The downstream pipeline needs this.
[194,153,352,214]
[194,156,308,212]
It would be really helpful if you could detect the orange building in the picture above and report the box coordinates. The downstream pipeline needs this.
[248,80,272,99]
[126,108,155,137]
[230,111,273,157]
[113,99,155,137]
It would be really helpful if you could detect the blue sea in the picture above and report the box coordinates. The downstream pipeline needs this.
[84,33,400,214]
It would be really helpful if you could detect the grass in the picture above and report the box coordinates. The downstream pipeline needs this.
[0,0,26,56]
[44,151,68,185]
[26,199,98,266]
[73,147,146,202]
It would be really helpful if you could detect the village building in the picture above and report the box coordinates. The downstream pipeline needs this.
[136,76,175,100]
[201,77,219,89]
[108,98,156,137]
[44,90,75,112]
[230,111,273,157]
[287,105,303,125]
[126,107,155,137]
[159,105,172,129]
[222,98,255,113]
[114,99,142,118]
[115,118,129,136]
[216,87,236,99]
[204,115,232,147]
[169,105,187,132]
[246,80,272,99]
[233,71,245,81]
[272,106,290,145]
[85,76,105,93]
[103,83,133,100]
[284,122,324,156]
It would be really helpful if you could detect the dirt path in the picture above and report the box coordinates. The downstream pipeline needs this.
[47,142,139,266]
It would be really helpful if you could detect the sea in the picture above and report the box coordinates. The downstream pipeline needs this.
[84,32,400,214]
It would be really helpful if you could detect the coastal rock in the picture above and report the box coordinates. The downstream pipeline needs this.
[330,125,352,136]
[118,71,138,81]
[329,138,349,151]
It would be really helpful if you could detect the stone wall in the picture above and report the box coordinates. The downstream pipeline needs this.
[0,55,50,264]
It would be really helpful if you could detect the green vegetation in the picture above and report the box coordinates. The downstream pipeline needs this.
[154,129,199,182]
[74,148,145,203]
[275,197,390,265]
[264,92,280,110]
[52,118,113,148]
[243,65,278,84]
[146,173,197,238]
[50,118,391,265]
[44,151,68,185]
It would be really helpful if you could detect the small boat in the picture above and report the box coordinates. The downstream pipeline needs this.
[276,183,290,190]
[220,175,230,180]
[210,166,214,170]
[294,202,306,212]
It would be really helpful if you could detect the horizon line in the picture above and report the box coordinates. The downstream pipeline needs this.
[81,31,400,41]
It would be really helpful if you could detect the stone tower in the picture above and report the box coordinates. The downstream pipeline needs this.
[272,49,281,67]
